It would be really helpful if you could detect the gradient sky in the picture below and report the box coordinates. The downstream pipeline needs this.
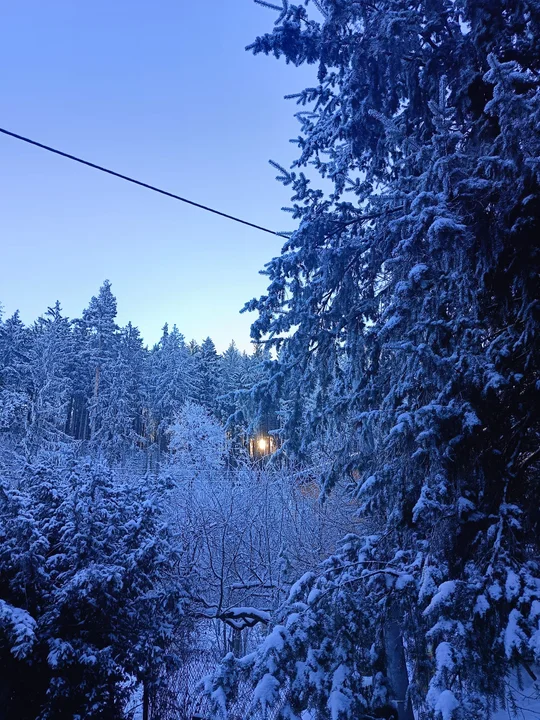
[0,0,316,351]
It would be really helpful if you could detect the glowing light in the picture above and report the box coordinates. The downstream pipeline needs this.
[257,437,267,452]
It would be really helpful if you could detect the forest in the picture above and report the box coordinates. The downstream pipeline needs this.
[0,282,354,719]
[1,0,540,718]
[0,280,280,465]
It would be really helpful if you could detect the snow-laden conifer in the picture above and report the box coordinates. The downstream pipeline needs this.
[208,1,540,717]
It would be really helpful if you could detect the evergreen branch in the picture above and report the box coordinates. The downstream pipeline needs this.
[253,0,283,11]
[323,205,405,238]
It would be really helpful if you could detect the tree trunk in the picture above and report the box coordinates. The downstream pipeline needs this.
[383,618,415,720]
[231,627,242,656]
[142,680,150,720]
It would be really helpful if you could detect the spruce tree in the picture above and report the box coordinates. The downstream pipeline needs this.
[208,1,540,718]
[0,451,188,719]
[195,337,220,412]
[216,341,247,438]
[0,311,32,449]
[26,302,74,453]
[81,280,120,441]
[94,322,146,461]
[146,324,195,455]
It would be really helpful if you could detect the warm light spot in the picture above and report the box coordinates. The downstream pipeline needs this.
[257,437,267,452]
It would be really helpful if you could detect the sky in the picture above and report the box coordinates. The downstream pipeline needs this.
[0,0,316,352]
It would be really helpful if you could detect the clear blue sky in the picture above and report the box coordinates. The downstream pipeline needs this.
[0,0,315,351]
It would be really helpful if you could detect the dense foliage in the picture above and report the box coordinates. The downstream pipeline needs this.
[0,282,277,467]
[0,450,187,718]
[207,0,540,718]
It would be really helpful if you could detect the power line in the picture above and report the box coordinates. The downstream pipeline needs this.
[0,126,283,238]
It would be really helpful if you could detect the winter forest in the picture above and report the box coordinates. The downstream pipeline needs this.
[1,0,540,719]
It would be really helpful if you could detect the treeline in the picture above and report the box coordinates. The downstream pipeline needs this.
[0,280,278,465]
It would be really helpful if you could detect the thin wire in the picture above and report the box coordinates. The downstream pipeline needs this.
[0,126,283,238]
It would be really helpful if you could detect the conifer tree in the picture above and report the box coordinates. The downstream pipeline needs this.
[208,1,540,718]
[188,339,200,356]
[146,324,195,455]
[0,311,32,448]
[93,322,146,461]
[65,316,93,441]
[81,280,120,441]
[217,341,247,434]
[195,337,220,412]
[0,451,188,719]
[26,302,74,453]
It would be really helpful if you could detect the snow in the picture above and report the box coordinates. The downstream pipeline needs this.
[412,485,442,523]
[504,609,527,658]
[288,572,316,602]
[380,313,402,334]
[427,217,467,240]
[261,625,286,653]
[419,565,439,603]
[463,410,481,430]
[530,628,540,657]
[254,673,280,710]
[474,594,490,616]
[125,684,143,720]
[458,16,472,35]
[328,663,351,720]
[224,607,271,623]
[489,581,504,601]
[435,642,454,672]
[307,586,322,605]
[456,496,475,516]
[505,570,521,601]
[434,690,459,720]
[0,600,37,660]
[423,581,457,615]
[395,573,415,590]
[357,475,376,495]
[408,263,429,282]
[327,690,351,720]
